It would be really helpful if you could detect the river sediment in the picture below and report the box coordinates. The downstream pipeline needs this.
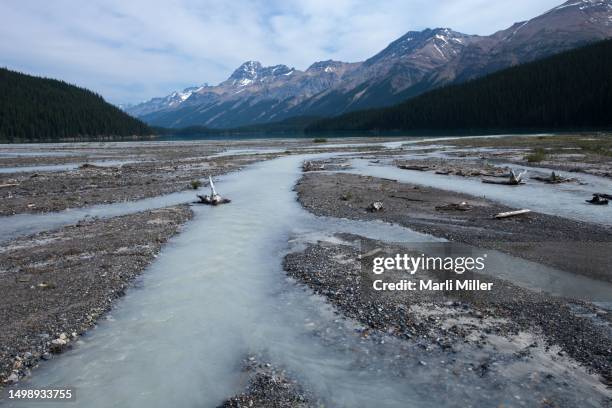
[0,205,192,386]
[0,136,610,407]
[295,172,612,282]
[0,152,273,216]
[219,356,313,408]
[289,165,612,404]
[283,236,611,382]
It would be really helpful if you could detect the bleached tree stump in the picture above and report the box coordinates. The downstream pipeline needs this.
[197,176,231,205]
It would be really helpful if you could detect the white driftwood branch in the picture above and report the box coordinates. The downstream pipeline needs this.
[197,176,231,205]
[483,168,527,185]
[494,209,531,219]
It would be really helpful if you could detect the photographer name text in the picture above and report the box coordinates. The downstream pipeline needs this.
[373,279,493,291]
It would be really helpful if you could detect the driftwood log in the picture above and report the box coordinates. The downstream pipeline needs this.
[483,170,526,185]
[594,193,612,200]
[197,176,231,206]
[586,194,609,205]
[398,164,430,171]
[481,172,512,178]
[532,171,573,184]
[303,161,325,172]
[494,209,531,219]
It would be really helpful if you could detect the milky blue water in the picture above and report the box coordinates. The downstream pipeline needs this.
[4,154,609,407]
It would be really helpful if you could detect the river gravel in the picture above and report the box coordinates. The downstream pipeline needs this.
[0,206,192,386]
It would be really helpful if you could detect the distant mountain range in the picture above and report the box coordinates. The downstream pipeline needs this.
[306,39,612,133]
[126,0,612,129]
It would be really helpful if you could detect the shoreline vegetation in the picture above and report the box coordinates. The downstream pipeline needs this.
[5,128,612,145]
[0,68,151,143]
[305,39,612,133]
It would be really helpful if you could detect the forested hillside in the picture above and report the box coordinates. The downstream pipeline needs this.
[0,68,151,142]
[306,40,612,133]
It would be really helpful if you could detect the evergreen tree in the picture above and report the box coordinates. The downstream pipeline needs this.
[307,39,612,133]
[0,68,151,142]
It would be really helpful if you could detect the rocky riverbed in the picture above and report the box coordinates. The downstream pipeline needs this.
[219,356,313,408]
[283,238,612,406]
[0,150,274,216]
[0,135,610,406]
[287,159,612,405]
[423,134,612,179]
[0,138,397,216]
[295,172,612,282]
[0,205,192,386]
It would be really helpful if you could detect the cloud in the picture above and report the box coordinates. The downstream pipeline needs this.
[0,0,562,104]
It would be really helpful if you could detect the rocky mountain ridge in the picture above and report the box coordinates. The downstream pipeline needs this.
[126,0,612,128]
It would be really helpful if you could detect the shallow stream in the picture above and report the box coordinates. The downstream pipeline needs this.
[0,160,136,174]
[347,159,612,226]
[3,154,610,407]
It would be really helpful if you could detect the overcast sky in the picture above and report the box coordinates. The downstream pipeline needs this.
[0,0,563,104]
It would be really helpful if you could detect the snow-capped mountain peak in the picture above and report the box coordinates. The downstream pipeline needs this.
[225,61,294,86]
[306,60,346,74]
[552,0,612,12]
[364,27,474,67]
[227,61,263,86]
[168,85,206,104]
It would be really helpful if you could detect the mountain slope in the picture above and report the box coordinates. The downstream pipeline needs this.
[0,68,151,142]
[445,0,612,82]
[306,39,612,133]
[127,0,612,129]
[133,59,358,128]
